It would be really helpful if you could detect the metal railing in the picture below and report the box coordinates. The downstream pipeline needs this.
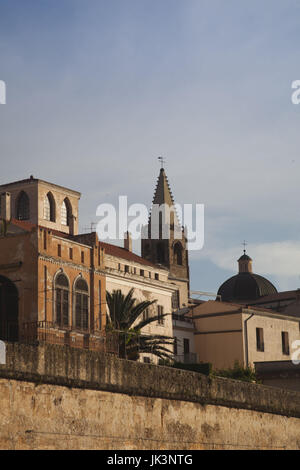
[174,353,198,364]
[17,321,119,355]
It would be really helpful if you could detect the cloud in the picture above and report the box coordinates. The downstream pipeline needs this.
[204,240,300,287]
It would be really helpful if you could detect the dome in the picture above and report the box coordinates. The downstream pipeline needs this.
[217,272,278,303]
[217,251,278,303]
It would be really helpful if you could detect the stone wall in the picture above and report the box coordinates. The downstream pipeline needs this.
[0,343,300,450]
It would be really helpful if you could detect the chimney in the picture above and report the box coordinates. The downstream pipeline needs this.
[0,192,11,222]
[124,231,132,252]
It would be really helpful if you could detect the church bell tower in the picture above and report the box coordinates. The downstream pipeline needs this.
[141,166,190,308]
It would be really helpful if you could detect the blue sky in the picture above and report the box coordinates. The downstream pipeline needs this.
[1,0,300,295]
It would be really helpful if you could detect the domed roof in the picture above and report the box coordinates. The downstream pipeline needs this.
[217,272,278,303]
[217,250,278,303]
[238,253,252,261]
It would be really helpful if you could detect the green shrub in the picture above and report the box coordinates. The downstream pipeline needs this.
[213,361,259,383]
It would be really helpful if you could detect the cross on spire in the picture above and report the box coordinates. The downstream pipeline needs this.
[158,156,166,169]
[242,240,247,254]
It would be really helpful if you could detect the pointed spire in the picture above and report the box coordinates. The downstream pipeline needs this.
[152,168,175,207]
[149,166,182,233]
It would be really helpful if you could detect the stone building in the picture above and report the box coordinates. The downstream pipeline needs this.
[0,178,108,351]
[191,300,300,370]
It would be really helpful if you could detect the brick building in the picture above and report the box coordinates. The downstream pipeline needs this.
[0,178,109,352]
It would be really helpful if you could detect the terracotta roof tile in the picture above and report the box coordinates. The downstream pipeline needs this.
[99,241,160,269]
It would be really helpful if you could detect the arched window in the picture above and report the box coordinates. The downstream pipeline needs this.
[55,273,69,327]
[44,192,55,222]
[74,278,89,330]
[174,242,183,265]
[16,191,30,220]
[61,198,72,226]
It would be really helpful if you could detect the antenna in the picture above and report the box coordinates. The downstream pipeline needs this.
[83,222,97,233]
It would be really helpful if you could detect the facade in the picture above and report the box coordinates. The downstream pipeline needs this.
[0,176,81,235]
[172,309,197,363]
[0,181,109,352]
[101,236,178,364]
[191,300,300,370]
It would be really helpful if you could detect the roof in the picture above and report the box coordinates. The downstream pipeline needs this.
[248,290,299,305]
[238,253,252,261]
[0,177,81,197]
[217,272,278,303]
[7,218,37,233]
[99,240,161,269]
[191,299,282,317]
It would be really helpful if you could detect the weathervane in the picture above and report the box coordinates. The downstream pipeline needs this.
[158,156,166,169]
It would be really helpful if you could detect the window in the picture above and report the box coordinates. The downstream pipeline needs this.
[184,338,190,355]
[282,331,290,355]
[157,305,164,325]
[143,308,149,322]
[74,278,89,330]
[174,242,183,265]
[16,191,30,220]
[44,192,55,222]
[172,291,180,310]
[140,269,144,277]
[174,337,178,355]
[256,328,264,352]
[81,251,85,263]
[69,248,73,260]
[55,273,69,327]
[155,273,159,281]
[143,357,151,364]
[61,198,72,226]
[125,265,129,273]
[57,245,61,257]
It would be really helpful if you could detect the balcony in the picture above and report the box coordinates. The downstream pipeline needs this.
[174,352,198,364]
[17,321,119,355]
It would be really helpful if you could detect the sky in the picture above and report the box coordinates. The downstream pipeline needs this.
[1,0,300,295]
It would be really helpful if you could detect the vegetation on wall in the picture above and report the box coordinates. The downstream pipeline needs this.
[213,361,260,383]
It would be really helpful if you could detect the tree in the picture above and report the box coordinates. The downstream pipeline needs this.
[106,288,174,361]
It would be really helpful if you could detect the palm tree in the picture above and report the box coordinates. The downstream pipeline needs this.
[106,288,174,362]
